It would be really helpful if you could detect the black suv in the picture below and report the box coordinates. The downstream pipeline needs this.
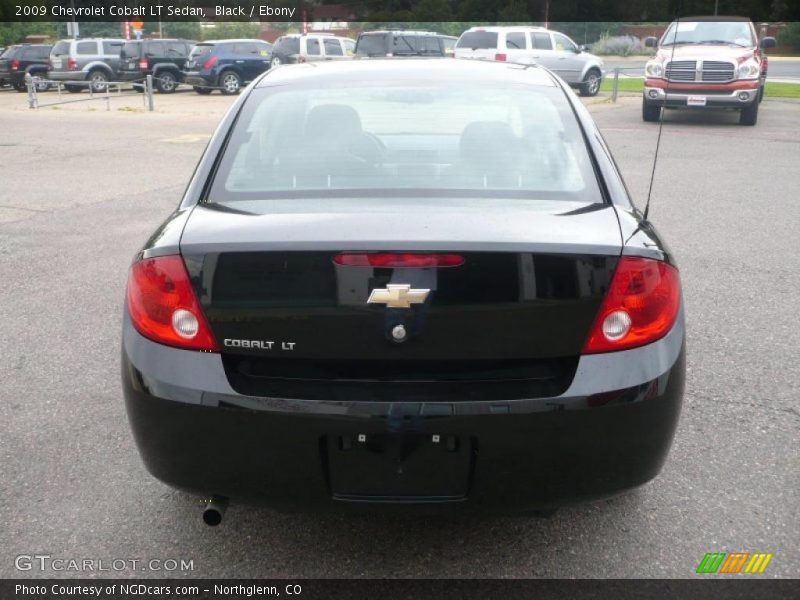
[0,44,53,92]
[117,38,193,93]
[355,31,457,58]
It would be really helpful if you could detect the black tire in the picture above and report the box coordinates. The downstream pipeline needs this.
[193,85,213,95]
[739,101,758,126]
[758,85,764,103]
[65,84,83,93]
[270,56,282,68]
[642,98,661,122]
[87,69,109,93]
[579,69,602,97]
[155,71,178,94]
[219,70,241,95]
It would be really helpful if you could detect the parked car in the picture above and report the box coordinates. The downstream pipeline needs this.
[642,16,776,125]
[122,59,685,523]
[117,38,193,93]
[270,34,355,67]
[0,44,52,92]
[182,39,272,95]
[454,26,604,96]
[47,38,125,93]
[355,30,458,58]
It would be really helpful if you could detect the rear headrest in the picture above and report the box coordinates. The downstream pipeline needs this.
[305,104,363,140]
[459,120,519,167]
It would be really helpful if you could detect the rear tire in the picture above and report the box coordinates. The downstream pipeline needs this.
[642,99,661,122]
[88,70,109,93]
[155,71,178,93]
[193,86,212,95]
[739,101,758,126]
[219,70,241,95]
[270,57,282,68]
[579,69,601,97]
[65,84,83,93]
[758,85,764,103]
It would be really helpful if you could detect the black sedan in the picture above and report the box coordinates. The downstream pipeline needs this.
[122,59,685,524]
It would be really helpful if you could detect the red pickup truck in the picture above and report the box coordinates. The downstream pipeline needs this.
[642,16,776,126]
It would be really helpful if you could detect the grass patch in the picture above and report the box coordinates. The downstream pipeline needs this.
[599,77,800,98]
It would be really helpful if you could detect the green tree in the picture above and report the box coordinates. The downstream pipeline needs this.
[203,22,262,41]
[0,22,57,46]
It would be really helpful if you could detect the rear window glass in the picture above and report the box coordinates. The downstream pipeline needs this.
[51,41,70,55]
[167,42,188,56]
[275,37,300,54]
[506,32,526,49]
[122,42,140,58]
[190,44,214,58]
[76,41,96,55]
[147,41,165,55]
[356,33,388,56]
[456,32,498,50]
[1,46,20,58]
[208,83,602,204]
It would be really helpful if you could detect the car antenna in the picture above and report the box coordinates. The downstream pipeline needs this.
[643,13,681,224]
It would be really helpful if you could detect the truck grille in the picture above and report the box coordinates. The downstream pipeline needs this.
[666,60,736,83]
[665,60,696,81]
[700,61,735,82]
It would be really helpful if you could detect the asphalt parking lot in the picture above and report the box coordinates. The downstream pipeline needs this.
[0,86,798,579]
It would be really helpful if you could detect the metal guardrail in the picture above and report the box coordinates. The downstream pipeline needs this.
[609,66,646,102]
[26,74,156,111]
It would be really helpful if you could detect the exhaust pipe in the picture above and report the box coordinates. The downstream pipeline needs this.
[202,495,229,526]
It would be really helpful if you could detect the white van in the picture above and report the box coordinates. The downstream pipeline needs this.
[454,26,605,96]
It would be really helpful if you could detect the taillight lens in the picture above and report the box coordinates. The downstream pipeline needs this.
[67,57,77,70]
[203,55,218,71]
[334,253,465,268]
[583,256,681,354]
[10,59,20,71]
[495,53,507,62]
[126,255,219,352]
[139,58,148,70]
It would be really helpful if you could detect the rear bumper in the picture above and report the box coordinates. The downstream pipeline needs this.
[122,310,685,512]
[182,72,213,87]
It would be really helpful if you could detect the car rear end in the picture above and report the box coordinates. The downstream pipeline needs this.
[117,41,147,83]
[454,29,503,61]
[272,36,301,64]
[122,61,685,513]
[182,42,219,89]
[47,39,81,83]
[0,45,19,87]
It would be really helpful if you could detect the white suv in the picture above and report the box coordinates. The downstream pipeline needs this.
[270,34,355,67]
[454,26,604,96]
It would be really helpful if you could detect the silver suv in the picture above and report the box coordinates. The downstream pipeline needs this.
[454,26,604,96]
[47,38,125,93]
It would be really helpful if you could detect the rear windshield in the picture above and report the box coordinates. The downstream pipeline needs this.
[190,44,214,58]
[275,37,300,54]
[1,46,19,58]
[122,41,140,58]
[356,34,388,56]
[51,41,70,56]
[207,82,602,204]
[456,32,499,50]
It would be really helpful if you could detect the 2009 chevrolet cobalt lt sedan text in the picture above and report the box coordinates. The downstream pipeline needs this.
[122,59,685,524]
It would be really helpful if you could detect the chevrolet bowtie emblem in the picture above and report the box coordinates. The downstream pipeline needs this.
[367,284,430,308]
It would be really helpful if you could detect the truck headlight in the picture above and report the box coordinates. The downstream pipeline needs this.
[738,60,760,79]
[645,61,664,78]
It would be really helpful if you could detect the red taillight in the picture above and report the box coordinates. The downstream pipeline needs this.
[67,57,77,71]
[10,59,20,71]
[139,58,148,70]
[203,55,218,71]
[334,253,465,268]
[582,256,681,354]
[127,255,219,352]
[495,53,507,62]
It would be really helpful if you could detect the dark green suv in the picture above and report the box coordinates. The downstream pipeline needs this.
[117,39,193,93]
